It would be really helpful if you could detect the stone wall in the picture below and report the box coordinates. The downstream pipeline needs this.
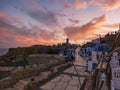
[28,54,65,66]
[0,77,13,89]
[0,58,70,89]
[24,62,72,90]
[0,66,41,89]
[0,67,16,71]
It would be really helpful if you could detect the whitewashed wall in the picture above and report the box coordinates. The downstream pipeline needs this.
[112,67,120,89]
[88,61,92,71]
[110,52,120,68]
[91,51,98,63]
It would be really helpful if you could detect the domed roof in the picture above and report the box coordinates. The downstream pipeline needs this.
[94,44,111,52]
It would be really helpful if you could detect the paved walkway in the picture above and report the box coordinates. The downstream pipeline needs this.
[40,47,88,90]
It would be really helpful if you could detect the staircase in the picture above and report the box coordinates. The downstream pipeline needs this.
[4,80,30,90]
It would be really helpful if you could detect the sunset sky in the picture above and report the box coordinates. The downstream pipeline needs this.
[0,0,120,48]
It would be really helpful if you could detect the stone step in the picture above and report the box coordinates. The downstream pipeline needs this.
[19,80,29,86]
[3,87,16,90]
[16,82,25,88]
[13,84,23,90]
[13,80,30,90]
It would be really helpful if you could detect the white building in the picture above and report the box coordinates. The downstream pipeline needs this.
[111,67,120,90]
[111,52,120,90]
[85,47,92,57]
[88,61,93,71]
[112,52,119,61]
[91,51,98,63]
[110,52,120,68]
[88,51,98,71]
[110,57,120,68]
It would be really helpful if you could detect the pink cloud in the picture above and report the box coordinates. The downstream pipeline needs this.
[90,0,120,10]
[0,27,59,48]
[64,14,107,41]
[68,18,79,24]
[64,0,120,11]
[64,0,87,10]
[0,16,60,48]
[64,14,120,44]
[0,12,5,17]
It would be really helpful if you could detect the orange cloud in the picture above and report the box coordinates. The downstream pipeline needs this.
[102,23,119,29]
[15,32,62,47]
[64,14,107,41]
[64,0,87,10]
[0,28,59,48]
[0,15,60,48]
[90,0,120,10]
[64,14,120,44]
[15,36,56,47]
[0,10,67,48]
[91,14,107,25]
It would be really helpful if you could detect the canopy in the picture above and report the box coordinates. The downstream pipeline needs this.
[93,44,111,52]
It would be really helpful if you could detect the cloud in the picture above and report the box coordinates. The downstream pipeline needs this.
[64,0,120,11]
[90,14,107,25]
[0,19,55,39]
[0,12,5,17]
[64,0,87,10]
[21,0,59,27]
[0,2,67,48]
[90,0,120,10]
[64,14,107,41]
[28,11,58,27]
[0,11,23,27]
[56,13,67,17]
[0,28,56,48]
[0,13,59,48]
[102,23,119,29]
[68,18,79,24]
[0,23,57,48]
[21,0,67,40]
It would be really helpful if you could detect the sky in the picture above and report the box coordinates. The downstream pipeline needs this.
[0,0,120,48]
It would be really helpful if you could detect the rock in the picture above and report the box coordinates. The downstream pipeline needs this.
[50,67,58,73]
[32,64,38,69]
[17,66,24,71]
[25,65,32,70]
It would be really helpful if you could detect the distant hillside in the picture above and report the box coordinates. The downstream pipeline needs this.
[0,44,78,62]
[0,48,8,56]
